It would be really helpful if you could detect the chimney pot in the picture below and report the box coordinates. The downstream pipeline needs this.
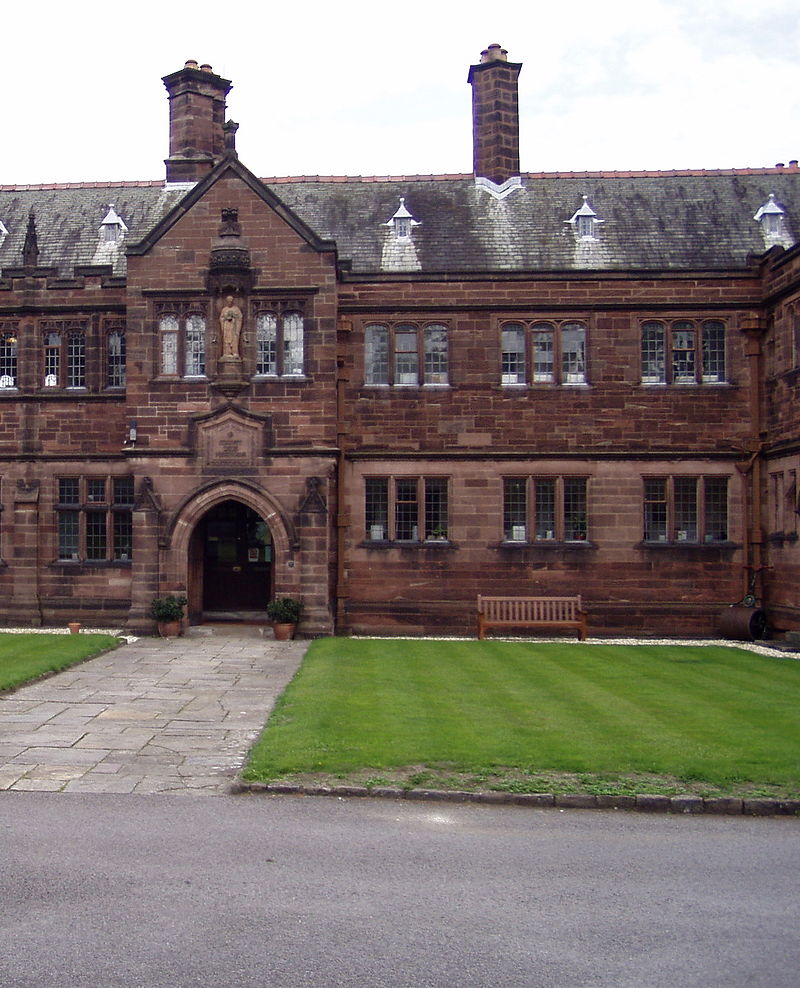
[200,63,213,72]
[481,44,508,63]
[776,162,785,169]
[185,59,199,69]
[789,160,798,168]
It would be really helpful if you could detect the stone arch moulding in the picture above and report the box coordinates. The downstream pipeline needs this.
[162,479,300,561]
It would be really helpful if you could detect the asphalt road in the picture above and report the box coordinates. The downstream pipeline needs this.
[1,793,797,987]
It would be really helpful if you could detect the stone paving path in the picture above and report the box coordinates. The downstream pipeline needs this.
[0,631,308,795]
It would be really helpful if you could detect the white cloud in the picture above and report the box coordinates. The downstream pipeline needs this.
[3,0,799,183]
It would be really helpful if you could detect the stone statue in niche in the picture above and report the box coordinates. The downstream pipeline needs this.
[219,296,243,360]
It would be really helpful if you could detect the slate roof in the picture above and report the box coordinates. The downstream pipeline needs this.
[0,183,187,279]
[1,168,799,279]
[272,170,800,273]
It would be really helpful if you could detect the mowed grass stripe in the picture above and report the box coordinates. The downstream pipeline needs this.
[244,639,800,792]
[510,645,798,781]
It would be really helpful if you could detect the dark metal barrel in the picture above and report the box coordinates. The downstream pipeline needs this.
[718,605,768,641]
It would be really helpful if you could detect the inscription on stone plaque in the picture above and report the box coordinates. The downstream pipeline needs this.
[214,432,245,462]
[198,412,261,468]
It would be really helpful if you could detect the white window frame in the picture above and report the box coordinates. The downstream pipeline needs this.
[253,304,305,378]
[364,322,449,387]
[156,304,208,379]
[640,320,726,385]
[500,320,587,386]
[40,320,88,390]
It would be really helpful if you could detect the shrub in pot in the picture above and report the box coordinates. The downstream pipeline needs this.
[266,597,303,639]
[150,594,188,637]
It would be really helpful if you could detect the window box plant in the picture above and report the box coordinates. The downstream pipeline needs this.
[427,527,449,542]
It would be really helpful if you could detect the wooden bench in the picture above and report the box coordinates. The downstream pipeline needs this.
[477,595,588,641]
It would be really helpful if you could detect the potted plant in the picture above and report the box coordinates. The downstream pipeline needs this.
[266,596,303,640]
[569,514,588,541]
[150,594,188,637]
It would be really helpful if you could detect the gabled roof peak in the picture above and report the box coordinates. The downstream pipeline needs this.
[100,203,127,227]
[753,192,785,219]
[392,197,413,220]
[572,195,597,218]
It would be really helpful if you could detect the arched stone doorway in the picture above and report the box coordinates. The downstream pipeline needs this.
[191,500,273,617]
[162,480,299,627]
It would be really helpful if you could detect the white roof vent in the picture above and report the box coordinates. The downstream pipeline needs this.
[384,198,419,239]
[566,196,603,239]
[99,204,128,243]
[754,193,793,248]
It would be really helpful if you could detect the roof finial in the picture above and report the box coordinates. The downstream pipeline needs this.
[22,211,39,267]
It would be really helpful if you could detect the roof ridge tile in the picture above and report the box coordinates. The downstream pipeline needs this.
[3,165,797,193]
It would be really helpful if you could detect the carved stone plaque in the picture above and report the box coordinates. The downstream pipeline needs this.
[196,409,263,468]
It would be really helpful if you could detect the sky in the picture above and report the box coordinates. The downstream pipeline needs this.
[3,0,799,185]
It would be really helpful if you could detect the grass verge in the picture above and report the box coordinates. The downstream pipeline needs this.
[0,633,122,691]
[243,638,800,799]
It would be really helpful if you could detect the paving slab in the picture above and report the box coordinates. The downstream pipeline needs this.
[0,632,307,794]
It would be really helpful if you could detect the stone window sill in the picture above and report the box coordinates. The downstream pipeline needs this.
[50,559,133,568]
[638,540,738,550]
[253,374,308,382]
[639,381,733,389]
[497,539,594,549]
[361,539,454,550]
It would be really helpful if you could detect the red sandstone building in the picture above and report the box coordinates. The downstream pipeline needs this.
[0,45,798,638]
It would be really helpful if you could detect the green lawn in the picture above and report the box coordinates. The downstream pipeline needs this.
[244,638,800,798]
[0,633,122,691]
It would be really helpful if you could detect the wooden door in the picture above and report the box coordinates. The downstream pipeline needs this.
[200,501,272,612]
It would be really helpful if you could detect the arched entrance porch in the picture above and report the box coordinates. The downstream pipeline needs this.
[191,500,273,619]
[163,480,299,627]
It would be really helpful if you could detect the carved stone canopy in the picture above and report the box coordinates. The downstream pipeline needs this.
[207,207,253,295]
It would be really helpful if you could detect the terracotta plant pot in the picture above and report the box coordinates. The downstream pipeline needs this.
[272,622,296,641]
[157,620,182,638]
[67,622,81,635]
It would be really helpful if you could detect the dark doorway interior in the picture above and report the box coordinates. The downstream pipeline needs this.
[198,501,272,616]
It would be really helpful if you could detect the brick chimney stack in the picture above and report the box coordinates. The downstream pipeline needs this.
[467,44,522,186]
[162,61,233,183]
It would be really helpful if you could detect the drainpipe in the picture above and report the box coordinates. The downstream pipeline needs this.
[335,335,351,631]
[739,319,767,601]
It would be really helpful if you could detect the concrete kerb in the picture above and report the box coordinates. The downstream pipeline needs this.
[230,781,800,816]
